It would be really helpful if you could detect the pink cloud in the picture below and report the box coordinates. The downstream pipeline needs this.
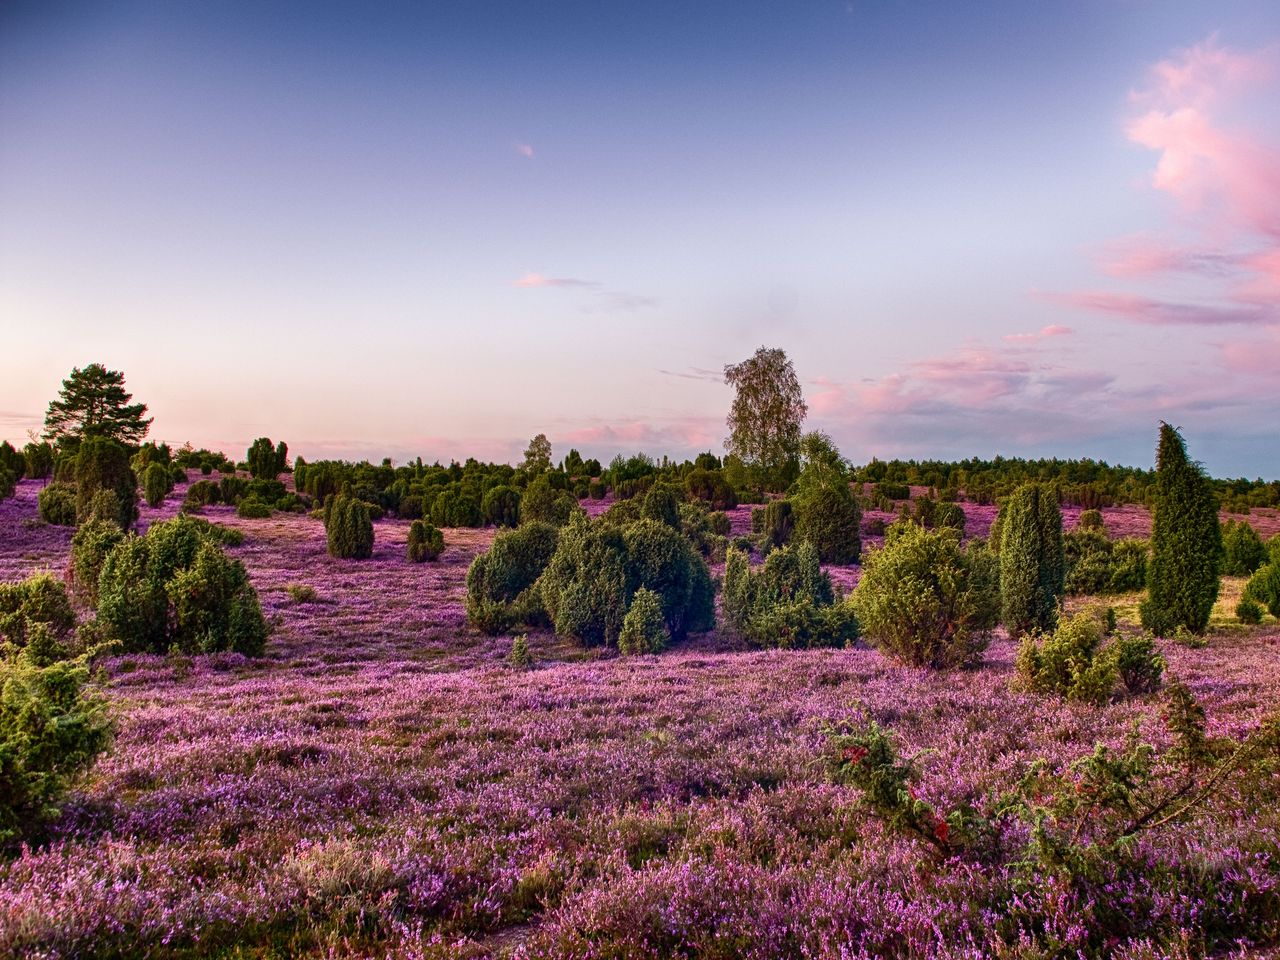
[512,272,598,288]
[1037,289,1267,326]
[1002,324,1075,342]
[1220,328,1280,375]
[557,416,720,451]
[515,143,535,158]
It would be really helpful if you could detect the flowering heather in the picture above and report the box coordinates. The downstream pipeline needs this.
[1,482,1279,958]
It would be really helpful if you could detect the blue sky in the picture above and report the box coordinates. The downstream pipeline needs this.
[3,1,1278,475]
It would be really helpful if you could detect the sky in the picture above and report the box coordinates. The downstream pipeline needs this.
[2,1,1278,477]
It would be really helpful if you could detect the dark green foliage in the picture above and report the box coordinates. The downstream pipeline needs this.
[588,479,607,499]
[1142,424,1222,636]
[236,499,272,519]
[0,573,76,648]
[430,487,482,528]
[219,474,250,505]
[538,519,631,648]
[466,522,559,634]
[0,468,14,501]
[166,542,268,656]
[406,521,445,562]
[0,643,114,845]
[37,482,77,525]
[1113,631,1165,695]
[69,519,125,606]
[246,437,288,480]
[0,441,22,479]
[143,462,169,507]
[1063,532,1149,595]
[481,485,521,527]
[182,479,222,509]
[397,494,424,520]
[1077,508,1104,532]
[247,478,286,504]
[998,483,1065,636]
[640,484,682,529]
[754,499,794,553]
[23,442,54,480]
[1244,562,1280,618]
[96,514,268,655]
[720,542,852,648]
[1236,597,1263,624]
[621,519,713,641]
[74,437,138,530]
[853,522,999,668]
[1221,519,1266,577]
[793,483,861,564]
[874,481,910,501]
[168,462,186,486]
[42,362,151,449]
[684,469,737,510]
[519,475,579,527]
[617,587,669,655]
[325,496,374,559]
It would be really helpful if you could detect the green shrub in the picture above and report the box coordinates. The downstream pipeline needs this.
[0,573,76,648]
[1077,508,1105,532]
[874,481,910,501]
[508,634,533,669]
[37,482,77,526]
[247,478,286,504]
[754,499,794,553]
[617,587,669,655]
[23,442,54,480]
[325,496,374,559]
[466,522,559,634]
[96,515,267,655]
[166,542,268,656]
[246,437,288,480]
[793,482,861,564]
[853,522,999,669]
[998,483,1065,636]
[236,499,272,519]
[684,469,737,510]
[215,475,248,505]
[430,487,482,528]
[1236,597,1263,624]
[397,494,424,520]
[520,475,580,527]
[481,485,521,527]
[183,479,222,509]
[1015,611,1116,704]
[749,598,858,650]
[721,542,851,648]
[286,584,319,604]
[538,519,631,647]
[69,519,125,606]
[1243,562,1280,618]
[0,644,114,844]
[0,468,14,501]
[622,519,715,640]
[1142,423,1221,636]
[74,437,137,529]
[640,484,682,529]
[588,479,607,499]
[406,521,445,562]
[0,441,21,480]
[1112,631,1165,695]
[1222,519,1267,577]
[142,462,169,507]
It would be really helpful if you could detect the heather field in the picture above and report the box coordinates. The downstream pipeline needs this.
[2,472,1279,960]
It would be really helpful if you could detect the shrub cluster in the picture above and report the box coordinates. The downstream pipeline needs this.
[1016,610,1164,704]
[721,541,856,648]
[96,515,269,655]
[69,519,126,606]
[325,496,374,560]
[852,521,999,669]
[793,483,861,564]
[406,521,445,562]
[38,482,78,526]
[466,522,560,634]
[1063,531,1149,595]
[752,500,794,554]
[75,437,138,530]
[246,437,288,480]
[617,587,669,655]
[1221,519,1267,577]
[142,461,171,507]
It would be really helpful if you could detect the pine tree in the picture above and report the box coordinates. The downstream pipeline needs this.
[43,364,152,449]
[1141,423,1221,635]
[999,482,1065,636]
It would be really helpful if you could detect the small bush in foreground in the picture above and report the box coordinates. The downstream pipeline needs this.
[406,521,445,562]
[0,643,114,845]
[507,634,533,669]
[1235,597,1263,624]
[0,573,76,648]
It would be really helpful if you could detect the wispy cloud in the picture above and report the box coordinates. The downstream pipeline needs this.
[511,271,657,311]
[515,143,535,159]
[1036,290,1270,326]
[1002,324,1075,343]
[658,367,724,383]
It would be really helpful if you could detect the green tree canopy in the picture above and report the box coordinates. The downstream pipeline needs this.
[723,346,807,492]
[521,433,552,474]
[43,363,151,450]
